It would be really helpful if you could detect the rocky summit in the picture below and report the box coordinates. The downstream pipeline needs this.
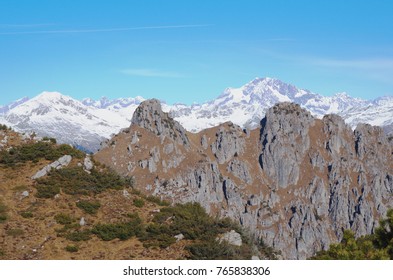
[95,99,393,259]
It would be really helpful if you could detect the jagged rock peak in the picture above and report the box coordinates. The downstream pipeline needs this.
[260,102,315,189]
[261,102,315,139]
[269,102,313,120]
[131,99,189,146]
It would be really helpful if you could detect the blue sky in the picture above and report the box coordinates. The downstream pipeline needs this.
[0,0,393,106]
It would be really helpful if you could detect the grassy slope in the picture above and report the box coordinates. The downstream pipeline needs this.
[0,130,274,260]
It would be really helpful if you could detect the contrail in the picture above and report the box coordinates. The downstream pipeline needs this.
[0,24,211,35]
[0,23,55,28]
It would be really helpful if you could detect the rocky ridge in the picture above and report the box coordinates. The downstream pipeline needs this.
[95,99,393,259]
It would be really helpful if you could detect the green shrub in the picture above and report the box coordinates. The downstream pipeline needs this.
[186,240,237,260]
[55,213,74,225]
[6,228,24,237]
[145,195,170,206]
[0,214,6,223]
[55,223,81,235]
[0,248,5,259]
[0,124,8,131]
[35,185,60,198]
[92,214,143,241]
[20,211,34,218]
[76,200,101,215]
[36,167,126,196]
[153,203,231,240]
[0,141,84,167]
[133,198,145,208]
[312,209,393,260]
[0,202,7,223]
[65,245,79,253]
[141,223,176,248]
[65,230,92,242]
[42,137,57,144]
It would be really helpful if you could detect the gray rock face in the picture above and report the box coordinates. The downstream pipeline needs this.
[218,230,243,246]
[201,135,208,150]
[83,156,93,171]
[97,100,393,260]
[31,155,72,179]
[260,103,314,189]
[131,99,189,146]
[211,123,245,164]
[227,159,253,184]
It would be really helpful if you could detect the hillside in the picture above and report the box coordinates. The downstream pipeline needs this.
[95,99,393,259]
[0,127,270,260]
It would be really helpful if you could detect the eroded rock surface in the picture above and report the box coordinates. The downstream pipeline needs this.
[95,100,393,259]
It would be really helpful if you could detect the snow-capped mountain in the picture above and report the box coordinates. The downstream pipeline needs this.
[0,92,132,152]
[170,78,373,131]
[0,77,391,151]
[0,96,30,114]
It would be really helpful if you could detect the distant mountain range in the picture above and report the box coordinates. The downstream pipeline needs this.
[0,77,392,151]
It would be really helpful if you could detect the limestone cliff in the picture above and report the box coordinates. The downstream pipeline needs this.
[95,100,393,259]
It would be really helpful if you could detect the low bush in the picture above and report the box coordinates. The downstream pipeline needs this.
[6,228,24,237]
[65,230,92,242]
[42,137,57,144]
[76,200,101,215]
[186,240,239,260]
[0,124,9,131]
[35,185,60,198]
[36,167,127,196]
[92,213,143,241]
[0,141,84,167]
[153,203,232,241]
[145,195,170,206]
[54,213,74,225]
[133,198,145,208]
[141,223,176,248]
[20,211,34,218]
[65,245,79,253]
[0,202,7,223]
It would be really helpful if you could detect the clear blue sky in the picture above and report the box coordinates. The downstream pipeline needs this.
[1,0,393,106]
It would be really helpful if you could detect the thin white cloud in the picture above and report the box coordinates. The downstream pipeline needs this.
[312,58,393,70]
[121,69,184,78]
[0,23,55,28]
[255,47,393,71]
[0,24,211,35]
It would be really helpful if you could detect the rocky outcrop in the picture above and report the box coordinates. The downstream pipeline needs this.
[211,123,245,164]
[95,100,393,259]
[218,230,243,246]
[84,155,93,171]
[260,103,314,189]
[31,155,72,179]
[227,159,252,184]
[131,99,189,146]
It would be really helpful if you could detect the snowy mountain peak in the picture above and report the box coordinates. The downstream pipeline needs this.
[374,96,393,106]
[34,91,69,101]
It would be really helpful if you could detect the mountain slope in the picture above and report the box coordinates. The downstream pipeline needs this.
[95,99,393,259]
[0,128,266,260]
